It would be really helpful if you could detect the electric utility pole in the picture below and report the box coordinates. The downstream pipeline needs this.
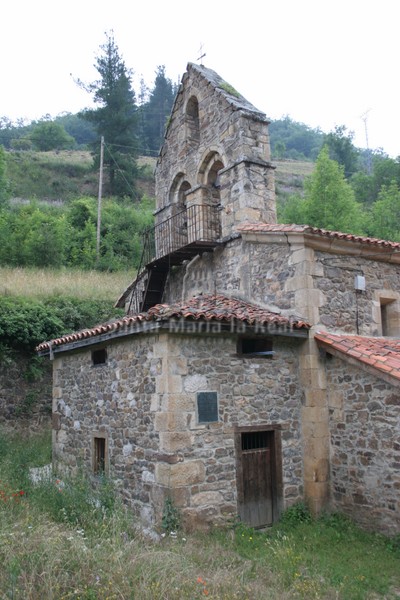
[96,136,104,265]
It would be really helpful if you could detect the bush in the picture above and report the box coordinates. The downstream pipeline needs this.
[0,295,123,355]
[279,502,313,525]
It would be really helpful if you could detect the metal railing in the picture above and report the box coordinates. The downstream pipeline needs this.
[142,204,221,266]
[127,204,221,314]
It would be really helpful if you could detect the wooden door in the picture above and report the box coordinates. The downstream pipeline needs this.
[237,430,275,528]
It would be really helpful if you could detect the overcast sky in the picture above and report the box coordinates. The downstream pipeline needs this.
[2,0,398,157]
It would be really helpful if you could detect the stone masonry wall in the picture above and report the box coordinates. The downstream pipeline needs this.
[0,354,52,432]
[165,239,400,335]
[326,355,400,534]
[165,238,297,317]
[53,330,305,531]
[314,252,400,335]
[52,334,162,528]
[155,64,276,237]
[156,65,271,210]
[152,332,305,530]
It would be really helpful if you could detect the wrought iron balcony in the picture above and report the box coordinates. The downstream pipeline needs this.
[141,203,221,268]
[126,204,221,314]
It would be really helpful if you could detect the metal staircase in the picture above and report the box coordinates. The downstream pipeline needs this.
[127,204,221,314]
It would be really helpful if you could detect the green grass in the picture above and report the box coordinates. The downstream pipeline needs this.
[0,430,399,599]
[0,266,135,303]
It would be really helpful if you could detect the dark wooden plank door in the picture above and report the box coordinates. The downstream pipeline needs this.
[240,446,273,527]
[236,430,277,528]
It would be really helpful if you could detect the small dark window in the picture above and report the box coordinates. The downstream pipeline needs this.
[241,430,271,451]
[92,348,107,365]
[93,437,106,474]
[237,337,274,357]
[380,300,391,336]
[197,392,218,423]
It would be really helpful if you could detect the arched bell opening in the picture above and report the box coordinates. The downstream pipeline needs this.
[185,96,200,147]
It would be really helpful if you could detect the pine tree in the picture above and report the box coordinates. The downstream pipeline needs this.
[141,66,177,156]
[280,146,365,234]
[370,181,400,241]
[79,32,139,198]
[303,146,364,233]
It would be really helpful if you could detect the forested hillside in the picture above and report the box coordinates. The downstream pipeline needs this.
[0,29,399,273]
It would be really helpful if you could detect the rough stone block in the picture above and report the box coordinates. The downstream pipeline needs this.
[159,431,193,452]
[191,490,223,507]
[160,393,194,412]
[155,460,206,487]
[154,411,187,432]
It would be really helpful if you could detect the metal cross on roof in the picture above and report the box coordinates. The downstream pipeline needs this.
[197,43,206,65]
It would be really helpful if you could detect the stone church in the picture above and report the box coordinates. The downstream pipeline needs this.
[37,63,400,534]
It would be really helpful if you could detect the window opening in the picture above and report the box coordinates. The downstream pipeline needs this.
[92,348,107,365]
[237,338,274,357]
[381,302,389,336]
[197,391,218,423]
[241,430,271,451]
[186,96,200,145]
[93,437,106,474]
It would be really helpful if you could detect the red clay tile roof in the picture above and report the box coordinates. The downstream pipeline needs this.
[315,331,400,383]
[36,294,310,353]
[238,223,400,251]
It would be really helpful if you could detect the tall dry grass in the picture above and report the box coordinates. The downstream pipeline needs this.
[1,431,399,600]
[0,267,135,303]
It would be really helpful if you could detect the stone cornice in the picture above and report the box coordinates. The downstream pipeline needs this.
[239,225,400,264]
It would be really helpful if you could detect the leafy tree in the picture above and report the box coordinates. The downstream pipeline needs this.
[351,153,400,205]
[30,121,75,151]
[280,147,365,233]
[269,116,323,160]
[0,117,16,149]
[0,202,66,267]
[372,155,400,189]
[350,170,376,205]
[0,297,65,353]
[369,182,400,241]
[0,296,123,357]
[65,198,97,268]
[78,32,139,198]
[278,193,308,224]
[273,140,286,160]
[140,66,177,156]
[55,113,97,147]
[323,125,359,178]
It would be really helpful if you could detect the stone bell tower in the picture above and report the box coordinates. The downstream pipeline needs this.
[155,62,276,241]
[117,63,277,313]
